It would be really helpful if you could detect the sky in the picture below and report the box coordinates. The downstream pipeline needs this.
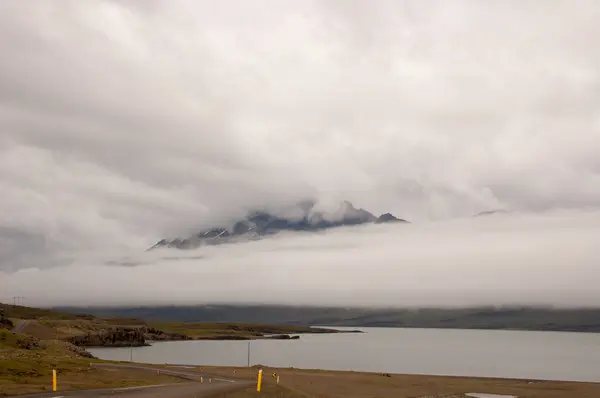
[1,1,600,307]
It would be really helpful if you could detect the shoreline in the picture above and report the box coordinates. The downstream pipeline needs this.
[72,328,363,347]
[146,363,600,397]
[90,357,600,385]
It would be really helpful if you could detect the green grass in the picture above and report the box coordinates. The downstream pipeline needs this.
[0,330,20,349]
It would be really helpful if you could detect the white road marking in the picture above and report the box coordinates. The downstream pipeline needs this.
[214,378,236,383]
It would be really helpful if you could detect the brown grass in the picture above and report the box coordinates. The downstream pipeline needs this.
[210,383,308,398]
[179,365,600,398]
[0,330,182,396]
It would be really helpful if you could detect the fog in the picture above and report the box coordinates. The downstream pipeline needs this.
[1,1,600,307]
[2,210,600,307]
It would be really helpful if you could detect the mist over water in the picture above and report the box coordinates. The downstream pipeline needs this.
[3,210,600,307]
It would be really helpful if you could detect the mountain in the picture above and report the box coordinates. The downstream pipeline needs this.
[149,201,408,250]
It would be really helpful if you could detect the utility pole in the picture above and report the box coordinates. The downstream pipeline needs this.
[12,296,25,306]
[247,341,250,367]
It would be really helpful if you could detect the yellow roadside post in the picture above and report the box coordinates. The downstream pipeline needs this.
[200,376,203,383]
[52,369,57,391]
[257,369,263,392]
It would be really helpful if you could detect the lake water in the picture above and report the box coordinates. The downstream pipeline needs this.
[88,327,600,382]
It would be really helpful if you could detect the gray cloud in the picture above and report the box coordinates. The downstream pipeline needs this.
[1,1,600,304]
[2,211,600,307]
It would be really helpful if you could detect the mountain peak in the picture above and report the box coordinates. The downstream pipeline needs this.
[150,201,408,250]
[376,213,409,223]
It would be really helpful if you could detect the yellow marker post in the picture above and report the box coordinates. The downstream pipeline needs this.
[200,377,203,383]
[256,369,263,392]
[52,369,57,392]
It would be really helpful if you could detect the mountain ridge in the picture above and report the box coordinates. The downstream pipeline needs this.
[150,200,408,250]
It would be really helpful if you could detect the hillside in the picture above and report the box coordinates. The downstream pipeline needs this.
[0,329,185,395]
[1,303,187,347]
[0,303,93,321]
[55,305,600,333]
[1,303,345,345]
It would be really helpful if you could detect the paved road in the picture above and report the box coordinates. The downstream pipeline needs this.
[11,319,28,333]
[11,364,253,398]
[0,320,29,353]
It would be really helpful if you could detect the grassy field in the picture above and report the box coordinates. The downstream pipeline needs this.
[9,318,338,343]
[185,365,600,398]
[149,321,342,339]
[0,330,183,396]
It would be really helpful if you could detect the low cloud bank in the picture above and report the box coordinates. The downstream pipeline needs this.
[3,210,599,308]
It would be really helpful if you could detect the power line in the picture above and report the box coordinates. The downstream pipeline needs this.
[11,296,25,306]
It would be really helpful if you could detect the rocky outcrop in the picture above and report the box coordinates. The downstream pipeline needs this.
[67,326,193,347]
[68,327,148,347]
[65,342,96,358]
[0,316,13,330]
[266,334,300,340]
[16,335,45,349]
[150,201,408,250]
[145,327,191,341]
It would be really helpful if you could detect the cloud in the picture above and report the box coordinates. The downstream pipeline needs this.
[1,0,600,288]
[2,210,600,307]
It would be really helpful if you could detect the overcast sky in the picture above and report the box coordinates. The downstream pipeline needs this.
[1,1,600,306]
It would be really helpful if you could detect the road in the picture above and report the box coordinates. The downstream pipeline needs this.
[12,319,29,333]
[0,320,29,353]
[10,363,254,398]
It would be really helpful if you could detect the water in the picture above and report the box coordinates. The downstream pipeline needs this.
[88,327,600,382]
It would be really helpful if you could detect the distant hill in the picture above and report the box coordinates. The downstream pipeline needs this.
[150,200,408,250]
[55,305,600,333]
[0,303,93,320]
